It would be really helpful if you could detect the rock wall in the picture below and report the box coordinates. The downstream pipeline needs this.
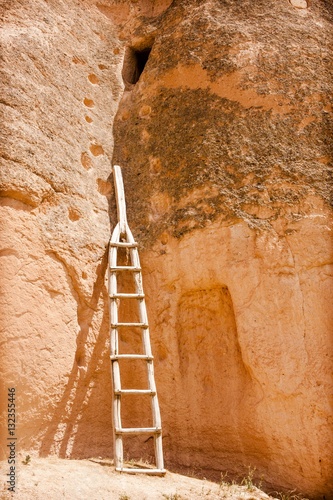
[113,0,333,497]
[1,0,332,498]
[0,0,123,459]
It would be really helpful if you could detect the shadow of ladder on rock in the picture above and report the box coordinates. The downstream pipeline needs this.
[108,165,165,475]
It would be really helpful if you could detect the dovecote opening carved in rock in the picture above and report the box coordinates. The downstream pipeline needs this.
[122,46,152,88]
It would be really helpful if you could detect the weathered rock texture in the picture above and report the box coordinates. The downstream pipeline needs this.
[0,0,124,459]
[1,0,332,499]
[113,0,333,497]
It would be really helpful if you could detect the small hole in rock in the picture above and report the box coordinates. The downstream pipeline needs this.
[122,46,152,87]
[81,152,92,170]
[97,178,112,195]
[89,144,104,156]
[83,97,94,108]
[85,116,93,123]
[68,207,81,221]
[88,73,99,84]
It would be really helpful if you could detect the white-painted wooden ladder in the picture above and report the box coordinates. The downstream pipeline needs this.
[108,165,165,475]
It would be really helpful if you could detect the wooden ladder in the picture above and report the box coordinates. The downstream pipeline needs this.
[108,165,165,475]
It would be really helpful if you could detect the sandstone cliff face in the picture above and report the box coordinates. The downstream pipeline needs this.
[113,0,333,497]
[0,0,123,458]
[1,1,332,498]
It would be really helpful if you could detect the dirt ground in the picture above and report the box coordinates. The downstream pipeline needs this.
[0,456,278,500]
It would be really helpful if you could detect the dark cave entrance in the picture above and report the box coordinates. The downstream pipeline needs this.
[122,46,152,88]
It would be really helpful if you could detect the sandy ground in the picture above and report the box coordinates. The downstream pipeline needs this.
[0,457,277,500]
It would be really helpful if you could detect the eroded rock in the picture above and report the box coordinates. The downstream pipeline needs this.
[0,1,332,498]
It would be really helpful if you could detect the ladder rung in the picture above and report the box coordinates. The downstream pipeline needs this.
[111,354,153,360]
[114,389,156,395]
[115,427,162,434]
[110,266,141,271]
[110,293,145,299]
[110,242,138,248]
[116,467,166,475]
[111,322,148,328]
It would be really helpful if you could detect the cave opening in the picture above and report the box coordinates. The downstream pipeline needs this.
[122,46,152,88]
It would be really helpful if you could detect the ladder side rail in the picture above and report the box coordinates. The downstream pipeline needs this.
[148,364,164,470]
[154,429,164,470]
[122,224,143,294]
[113,165,127,235]
[109,221,123,469]
[147,363,164,469]
[125,226,144,303]
[110,315,119,357]
[109,223,120,358]
[109,223,121,256]
[127,231,164,470]
[124,227,164,470]
[124,224,154,359]
[112,356,122,393]
[125,227,142,286]
[141,309,152,358]
[113,396,123,469]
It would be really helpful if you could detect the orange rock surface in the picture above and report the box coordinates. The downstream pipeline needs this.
[0,1,332,498]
